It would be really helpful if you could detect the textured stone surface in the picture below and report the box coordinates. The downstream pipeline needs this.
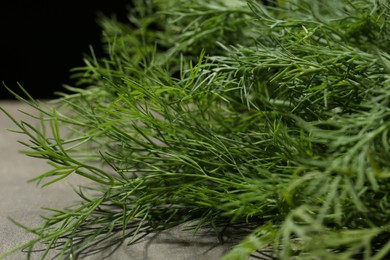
[0,101,244,260]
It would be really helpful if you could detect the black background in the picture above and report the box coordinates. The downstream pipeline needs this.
[0,0,131,100]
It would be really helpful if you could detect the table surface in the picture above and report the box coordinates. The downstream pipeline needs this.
[0,100,257,260]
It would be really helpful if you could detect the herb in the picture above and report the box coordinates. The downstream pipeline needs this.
[1,0,390,259]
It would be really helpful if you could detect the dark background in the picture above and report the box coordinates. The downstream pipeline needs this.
[0,0,131,100]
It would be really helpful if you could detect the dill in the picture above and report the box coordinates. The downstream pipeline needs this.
[1,0,390,259]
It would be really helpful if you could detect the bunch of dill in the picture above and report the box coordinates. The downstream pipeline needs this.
[1,0,390,259]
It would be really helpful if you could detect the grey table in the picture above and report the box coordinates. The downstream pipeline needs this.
[0,101,244,260]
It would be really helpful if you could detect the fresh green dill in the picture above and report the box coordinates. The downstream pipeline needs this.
[1,0,390,259]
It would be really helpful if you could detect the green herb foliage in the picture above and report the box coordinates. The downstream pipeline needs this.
[1,0,390,259]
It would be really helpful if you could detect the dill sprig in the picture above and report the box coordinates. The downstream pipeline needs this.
[1,0,390,259]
